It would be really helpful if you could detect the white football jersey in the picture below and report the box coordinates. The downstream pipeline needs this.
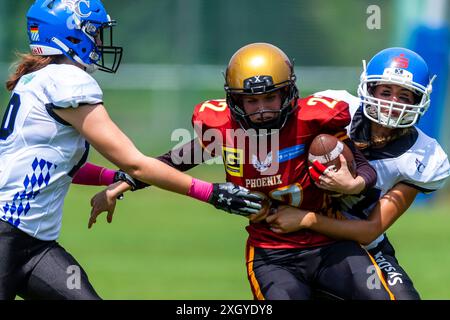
[314,90,450,248]
[0,64,102,240]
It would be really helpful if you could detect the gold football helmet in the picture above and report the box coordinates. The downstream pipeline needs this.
[224,43,298,131]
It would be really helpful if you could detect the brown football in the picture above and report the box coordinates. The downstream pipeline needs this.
[308,134,357,178]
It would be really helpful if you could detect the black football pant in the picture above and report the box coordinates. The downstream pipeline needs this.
[0,220,100,300]
[246,240,395,300]
[367,236,420,300]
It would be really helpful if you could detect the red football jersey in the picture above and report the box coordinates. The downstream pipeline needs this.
[192,95,351,249]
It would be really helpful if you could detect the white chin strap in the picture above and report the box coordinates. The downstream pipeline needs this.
[49,37,98,73]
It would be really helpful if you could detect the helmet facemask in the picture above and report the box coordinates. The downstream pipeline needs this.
[80,19,123,73]
[226,78,298,132]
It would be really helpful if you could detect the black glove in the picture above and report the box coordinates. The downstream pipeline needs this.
[208,182,263,216]
[113,170,149,191]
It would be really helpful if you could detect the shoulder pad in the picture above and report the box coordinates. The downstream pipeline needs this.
[192,99,231,154]
[298,94,351,130]
[192,99,231,131]
[45,64,102,108]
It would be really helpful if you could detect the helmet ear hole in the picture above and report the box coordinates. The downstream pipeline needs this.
[66,37,81,44]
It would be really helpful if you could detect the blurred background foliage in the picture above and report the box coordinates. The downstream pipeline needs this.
[0,0,395,65]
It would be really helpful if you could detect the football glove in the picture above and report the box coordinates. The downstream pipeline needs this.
[308,160,336,183]
[113,170,149,191]
[208,182,263,216]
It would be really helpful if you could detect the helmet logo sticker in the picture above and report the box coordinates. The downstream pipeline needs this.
[61,0,92,18]
[30,26,40,41]
[63,1,93,30]
[392,54,409,68]
[382,67,413,81]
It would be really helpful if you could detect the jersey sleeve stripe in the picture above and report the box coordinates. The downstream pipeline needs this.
[45,104,71,126]
[67,142,90,177]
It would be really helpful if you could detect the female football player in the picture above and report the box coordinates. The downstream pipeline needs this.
[266,47,450,299]
[0,0,261,300]
[91,43,396,300]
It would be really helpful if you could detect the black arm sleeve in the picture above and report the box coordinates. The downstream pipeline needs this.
[156,138,202,172]
[344,138,377,192]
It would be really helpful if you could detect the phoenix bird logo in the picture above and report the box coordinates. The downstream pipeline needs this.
[252,152,273,173]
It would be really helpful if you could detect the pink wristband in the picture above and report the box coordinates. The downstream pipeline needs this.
[187,178,213,202]
[99,168,116,186]
[72,162,116,186]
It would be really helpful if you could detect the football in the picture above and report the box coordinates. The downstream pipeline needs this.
[308,134,357,177]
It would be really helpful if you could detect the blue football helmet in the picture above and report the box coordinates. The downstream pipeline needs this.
[27,0,122,73]
[358,47,435,128]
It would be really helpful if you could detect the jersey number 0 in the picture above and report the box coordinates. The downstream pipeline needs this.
[0,93,21,140]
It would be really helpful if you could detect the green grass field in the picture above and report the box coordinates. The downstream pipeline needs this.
[60,164,450,300]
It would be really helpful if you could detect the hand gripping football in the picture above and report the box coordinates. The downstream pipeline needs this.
[308,134,357,178]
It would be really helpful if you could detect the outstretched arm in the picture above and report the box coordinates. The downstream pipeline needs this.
[54,104,262,214]
[267,183,418,245]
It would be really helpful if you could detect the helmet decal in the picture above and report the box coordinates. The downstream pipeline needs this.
[29,26,40,41]
[391,54,409,69]
[68,0,93,18]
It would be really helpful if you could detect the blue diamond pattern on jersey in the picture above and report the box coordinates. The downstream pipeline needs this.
[2,157,56,227]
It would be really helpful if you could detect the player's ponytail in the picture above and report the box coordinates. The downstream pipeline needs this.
[6,53,63,91]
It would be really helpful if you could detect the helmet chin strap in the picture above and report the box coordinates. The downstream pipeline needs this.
[51,37,98,74]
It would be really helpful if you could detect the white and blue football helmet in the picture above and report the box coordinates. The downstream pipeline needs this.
[27,0,122,73]
[358,47,436,128]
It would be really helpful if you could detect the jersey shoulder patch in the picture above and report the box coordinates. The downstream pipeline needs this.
[44,64,103,109]
[192,99,232,131]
